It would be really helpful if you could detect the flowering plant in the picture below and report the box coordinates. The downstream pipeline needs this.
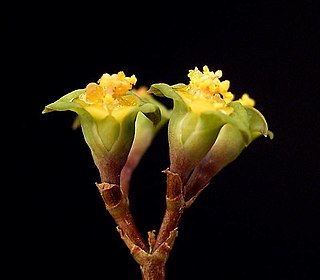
[43,66,272,279]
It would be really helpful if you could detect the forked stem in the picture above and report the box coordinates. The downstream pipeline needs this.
[96,169,186,279]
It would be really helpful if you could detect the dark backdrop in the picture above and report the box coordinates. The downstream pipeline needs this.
[7,1,320,279]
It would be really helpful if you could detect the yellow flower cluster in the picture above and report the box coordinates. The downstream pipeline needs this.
[76,71,139,120]
[78,71,137,105]
[178,65,255,114]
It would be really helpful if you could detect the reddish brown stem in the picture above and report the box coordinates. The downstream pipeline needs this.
[96,182,148,251]
[140,258,166,280]
[153,169,185,252]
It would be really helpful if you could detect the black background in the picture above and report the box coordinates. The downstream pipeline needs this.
[7,1,320,279]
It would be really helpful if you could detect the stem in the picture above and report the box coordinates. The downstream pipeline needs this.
[140,258,166,280]
[94,154,127,185]
[153,169,184,251]
[140,228,178,280]
[96,182,148,251]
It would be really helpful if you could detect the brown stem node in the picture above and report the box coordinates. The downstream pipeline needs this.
[163,168,184,200]
[97,182,148,252]
[96,182,122,208]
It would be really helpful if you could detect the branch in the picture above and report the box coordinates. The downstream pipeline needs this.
[96,182,148,252]
[152,169,185,252]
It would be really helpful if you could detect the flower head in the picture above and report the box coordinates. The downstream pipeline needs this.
[180,66,234,114]
[43,71,161,184]
[149,65,273,184]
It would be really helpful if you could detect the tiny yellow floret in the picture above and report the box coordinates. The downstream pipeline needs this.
[237,93,256,107]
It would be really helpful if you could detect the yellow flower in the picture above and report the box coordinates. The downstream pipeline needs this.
[177,71,231,113]
[176,65,256,115]
[76,71,139,121]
